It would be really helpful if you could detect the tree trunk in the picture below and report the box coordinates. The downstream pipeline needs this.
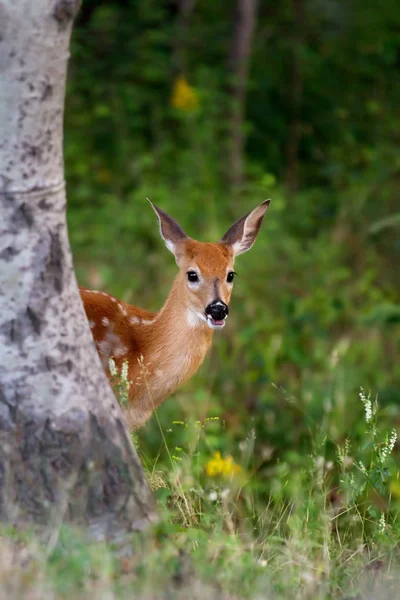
[285,0,304,192]
[172,0,197,76]
[0,0,155,546]
[227,0,257,190]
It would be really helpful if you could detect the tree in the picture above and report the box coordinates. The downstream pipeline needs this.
[0,0,155,545]
[227,0,258,189]
[284,0,304,192]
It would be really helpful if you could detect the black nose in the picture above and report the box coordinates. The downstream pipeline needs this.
[205,301,229,320]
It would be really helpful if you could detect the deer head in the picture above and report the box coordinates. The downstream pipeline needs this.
[148,199,270,329]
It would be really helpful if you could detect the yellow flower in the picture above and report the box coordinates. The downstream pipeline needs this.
[205,451,242,478]
[170,76,199,111]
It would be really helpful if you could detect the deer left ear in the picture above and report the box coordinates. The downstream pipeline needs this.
[220,200,270,256]
[147,199,188,261]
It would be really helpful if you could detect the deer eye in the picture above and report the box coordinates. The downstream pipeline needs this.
[187,271,199,283]
[227,271,236,283]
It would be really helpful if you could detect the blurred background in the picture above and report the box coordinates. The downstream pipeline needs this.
[66,0,400,493]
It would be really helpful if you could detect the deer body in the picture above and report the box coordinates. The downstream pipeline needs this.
[80,201,270,429]
[81,277,213,428]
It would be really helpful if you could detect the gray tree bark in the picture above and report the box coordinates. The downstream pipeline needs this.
[0,0,155,546]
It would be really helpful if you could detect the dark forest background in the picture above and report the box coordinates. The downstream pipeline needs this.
[66,0,400,510]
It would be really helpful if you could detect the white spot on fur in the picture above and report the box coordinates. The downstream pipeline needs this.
[111,297,117,303]
[101,317,110,327]
[186,309,206,328]
[141,318,154,325]
[96,332,122,356]
[114,346,128,357]
[89,320,95,329]
[129,316,140,325]
[119,303,128,316]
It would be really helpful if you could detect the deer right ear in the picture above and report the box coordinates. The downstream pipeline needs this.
[220,200,270,256]
[147,199,188,260]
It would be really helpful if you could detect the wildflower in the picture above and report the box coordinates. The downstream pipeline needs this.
[205,451,224,477]
[147,472,168,492]
[379,429,397,464]
[171,76,199,111]
[205,451,242,478]
[378,513,386,534]
[358,461,367,473]
[359,388,373,424]
[109,357,117,377]
[388,429,397,453]
[257,558,268,567]
[338,439,351,465]
[121,360,129,383]
[109,358,130,405]
[208,490,218,502]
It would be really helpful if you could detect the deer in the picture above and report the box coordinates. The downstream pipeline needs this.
[80,199,270,430]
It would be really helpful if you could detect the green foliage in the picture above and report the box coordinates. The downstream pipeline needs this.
[66,0,400,444]
[1,392,400,598]
[59,1,400,596]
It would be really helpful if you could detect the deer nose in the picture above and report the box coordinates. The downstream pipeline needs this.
[205,300,229,321]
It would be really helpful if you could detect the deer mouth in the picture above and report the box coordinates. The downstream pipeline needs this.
[206,315,226,329]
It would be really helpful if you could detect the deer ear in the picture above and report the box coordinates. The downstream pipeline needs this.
[220,200,270,256]
[147,199,188,258]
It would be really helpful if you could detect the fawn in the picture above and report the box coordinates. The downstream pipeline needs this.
[80,199,270,429]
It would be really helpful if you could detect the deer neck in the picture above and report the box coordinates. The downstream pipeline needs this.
[144,275,213,373]
[124,277,214,425]
[157,274,212,345]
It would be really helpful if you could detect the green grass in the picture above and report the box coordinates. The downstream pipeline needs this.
[64,157,399,599]
[61,177,400,597]
[2,384,399,599]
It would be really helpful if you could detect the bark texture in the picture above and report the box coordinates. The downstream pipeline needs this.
[227,0,257,189]
[0,0,155,544]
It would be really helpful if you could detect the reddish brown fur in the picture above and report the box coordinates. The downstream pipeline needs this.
[80,240,231,429]
[175,240,235,314]
[80,200,269,429]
